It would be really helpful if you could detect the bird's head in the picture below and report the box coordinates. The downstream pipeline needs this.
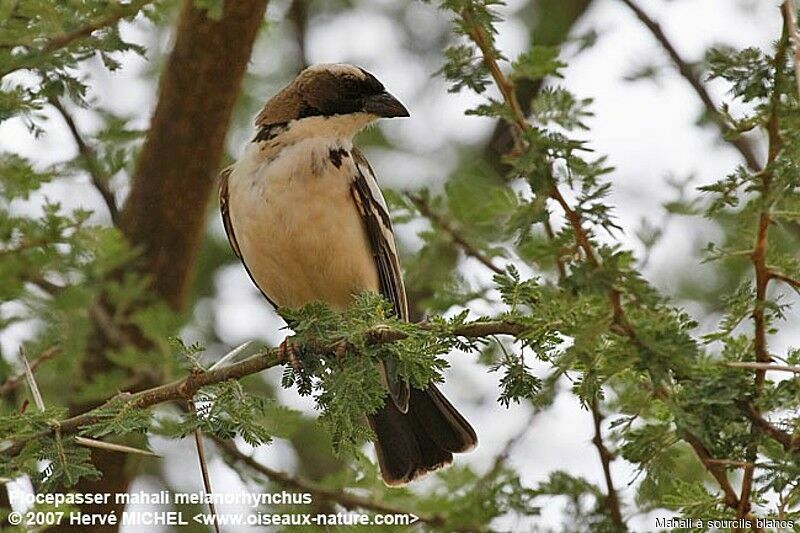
[255,64,409,140]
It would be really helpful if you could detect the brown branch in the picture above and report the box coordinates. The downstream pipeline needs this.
[0,346,61,397]
[542,217,568,281]
[590,400,625,529]
[88,301,137,348]
[462,10,527,135]
[119,0,268,310]
[407,193,504,275]
[769,270,800,292]
[0,238,53,257]
[49,98,119,225]
[738,20,791,522]
[548,186,601,268]
[213,438,471,530]
[741,402,796,452]
[24,274,138,350]
[705,459,754,469]
[0,319,528,458]
[190,402,220,533]
[618,0,763,172]
[484,0,595,175]
[2,349,281,458]
[681,432,742,509]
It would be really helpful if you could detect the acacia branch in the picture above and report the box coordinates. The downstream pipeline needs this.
[213,438,475,530]
[0,319,528,458]
[461,8,626,528]
[741,402,796,452]
[25,274,139,349]
[680,426,763,531]
[590,400,624,528]
[0,0,156,78]
[484,0,594,175]
[407,193,504,275]
[738,22,791,521]
[457,5,795,522]
[50,98,119,224]
[618,0,763,172]
[681,432,741,509]
[683,432,764,532]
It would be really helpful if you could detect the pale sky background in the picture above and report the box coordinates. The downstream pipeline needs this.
[1,0,795,531]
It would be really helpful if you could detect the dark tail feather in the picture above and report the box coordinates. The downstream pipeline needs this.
[367,384,478,486]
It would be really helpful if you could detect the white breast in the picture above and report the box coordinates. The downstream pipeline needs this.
[227,138,380,311]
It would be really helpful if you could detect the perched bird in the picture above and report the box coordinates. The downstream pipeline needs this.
[219,64,477,485]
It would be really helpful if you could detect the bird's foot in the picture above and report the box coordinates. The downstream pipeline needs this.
[278,337,304,373]
[334,340,355,369]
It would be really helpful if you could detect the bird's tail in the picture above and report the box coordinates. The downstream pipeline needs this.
[367,384,477,485]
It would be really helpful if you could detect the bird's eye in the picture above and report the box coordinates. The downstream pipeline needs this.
[342,78,360,95]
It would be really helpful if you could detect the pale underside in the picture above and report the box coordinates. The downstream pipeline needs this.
[226,136,380,311]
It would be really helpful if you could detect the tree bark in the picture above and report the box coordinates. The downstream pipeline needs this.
[52,1,268,531]
[120,0,269,310]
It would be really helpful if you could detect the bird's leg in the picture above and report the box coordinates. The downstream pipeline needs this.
[278,337,304,373]
[334,340,355,369]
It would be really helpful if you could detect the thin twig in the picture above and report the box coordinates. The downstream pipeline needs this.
[25,275,137,348]
[89,302,136,348]
[542,217,567,281]
[769,270,800,293]
[591,400,624,528]
[50,98,119,224]
[407,193,504,275]
[725,362,800,374]
[190,401,220,533]
[0,346,61,397]
[20,349,45,411]
[705,459,754,469]
[16,348,157,463]
[741,401,796,452]
[618,0,763,171]
[682,432,741,509]
[73,436,160,457]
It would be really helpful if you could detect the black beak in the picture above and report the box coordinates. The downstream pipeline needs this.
[363,91,410,118]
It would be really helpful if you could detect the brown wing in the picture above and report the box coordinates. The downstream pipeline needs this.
[350,149,408,320]
[219,167,241,258]
[350,148,410,412]
[218,166,278,309]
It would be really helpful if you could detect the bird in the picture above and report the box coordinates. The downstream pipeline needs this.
[219,63,477,485]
